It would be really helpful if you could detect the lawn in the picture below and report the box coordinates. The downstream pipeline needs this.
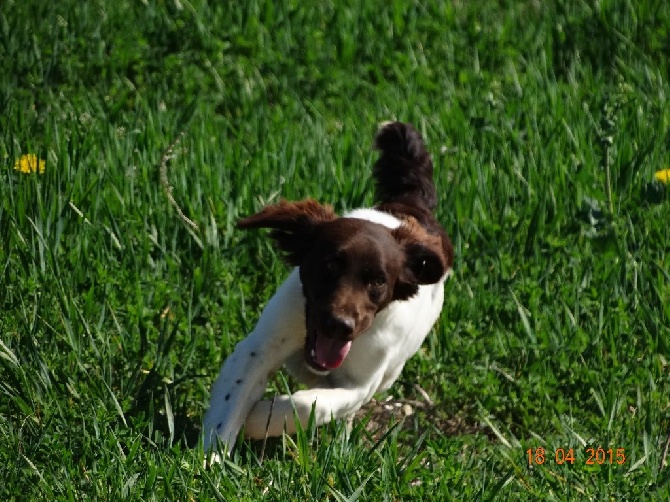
[1,0,669,499]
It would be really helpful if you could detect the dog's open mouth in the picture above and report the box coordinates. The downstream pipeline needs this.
[306,331,352,374]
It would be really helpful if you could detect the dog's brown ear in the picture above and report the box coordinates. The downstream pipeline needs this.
[238,199,337,266]
[391,219,449,300]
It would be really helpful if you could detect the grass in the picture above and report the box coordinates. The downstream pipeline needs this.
[1,0,669,499]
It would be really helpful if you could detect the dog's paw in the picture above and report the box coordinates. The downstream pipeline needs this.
[202,425,237,455]
[203,450,224,469]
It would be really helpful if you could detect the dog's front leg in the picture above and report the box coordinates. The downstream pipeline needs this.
[243,385,374,439]
[202,270,305,453]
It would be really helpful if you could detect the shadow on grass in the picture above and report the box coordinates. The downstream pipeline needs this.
[126,367,204,449]
[238,394,490,462]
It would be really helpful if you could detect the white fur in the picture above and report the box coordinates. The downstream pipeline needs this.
[202,208,449,453]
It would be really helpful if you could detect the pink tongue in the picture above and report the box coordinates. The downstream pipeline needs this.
[315,337,352,369]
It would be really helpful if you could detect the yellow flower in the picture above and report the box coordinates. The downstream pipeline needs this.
[654,169,670,184]
[13,154,45,174]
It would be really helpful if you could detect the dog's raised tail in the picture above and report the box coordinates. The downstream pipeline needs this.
[373,122,437,212]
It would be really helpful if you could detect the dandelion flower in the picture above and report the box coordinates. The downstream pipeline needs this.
[654,169,670,184]
[13,154,45,174]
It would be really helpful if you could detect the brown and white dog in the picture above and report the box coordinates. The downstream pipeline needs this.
[202,122,454,453]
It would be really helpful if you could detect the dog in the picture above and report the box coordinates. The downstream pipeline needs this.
[202,122,454,453]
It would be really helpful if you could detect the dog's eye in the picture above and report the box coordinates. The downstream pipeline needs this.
[369,276,386,288]
[411,256,429,279]
[324,258,341,275]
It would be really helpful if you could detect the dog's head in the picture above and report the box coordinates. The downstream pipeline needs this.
[238,199,449,374]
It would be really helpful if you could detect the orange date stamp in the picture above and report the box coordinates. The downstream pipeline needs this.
[526,447,626,466]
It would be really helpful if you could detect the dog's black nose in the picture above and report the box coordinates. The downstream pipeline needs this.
[323,314,355,338]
